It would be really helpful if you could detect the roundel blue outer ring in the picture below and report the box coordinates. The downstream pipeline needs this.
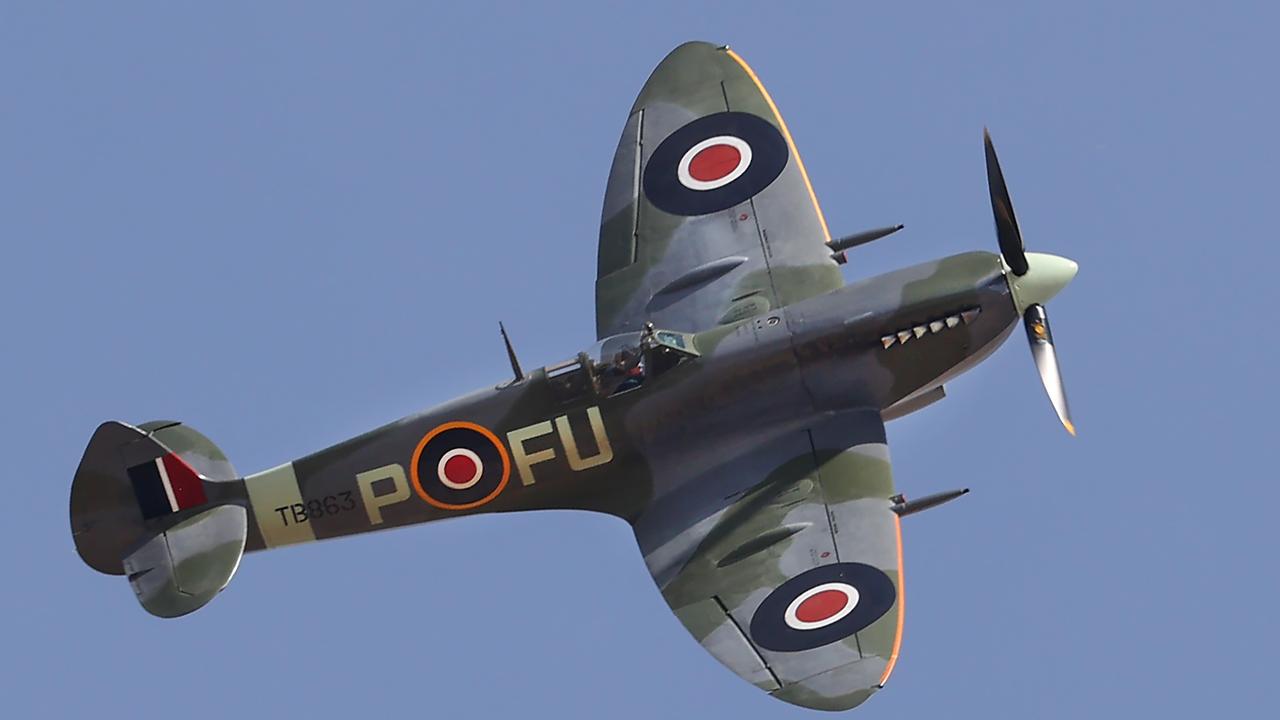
[642,111,789,217]
[749,562,897,653]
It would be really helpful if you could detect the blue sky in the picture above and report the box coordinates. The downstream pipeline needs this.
[3,2,1276,717]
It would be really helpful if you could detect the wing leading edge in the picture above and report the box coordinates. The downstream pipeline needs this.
[595,41,842,340]
[632,409,904,711]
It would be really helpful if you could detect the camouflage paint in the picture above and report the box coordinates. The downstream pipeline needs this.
[69,40,1065,714]
[595,42,841,340]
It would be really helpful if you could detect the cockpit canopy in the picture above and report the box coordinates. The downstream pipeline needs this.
[544,327,699,400]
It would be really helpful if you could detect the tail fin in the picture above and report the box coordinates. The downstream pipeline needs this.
[70,421,248,617]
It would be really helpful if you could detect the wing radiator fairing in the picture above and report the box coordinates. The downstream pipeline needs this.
[70,421,247,618]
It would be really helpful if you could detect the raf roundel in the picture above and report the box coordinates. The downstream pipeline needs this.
[410,422,511,510]
[643,111,788,217]
[749,562,897,653]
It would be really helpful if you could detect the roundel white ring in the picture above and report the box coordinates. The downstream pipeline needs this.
[437,448,484,490]
[783,582,861,631]
[677,135,753,191]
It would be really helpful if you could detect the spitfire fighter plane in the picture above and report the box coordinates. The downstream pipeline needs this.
[70,42,1076,711]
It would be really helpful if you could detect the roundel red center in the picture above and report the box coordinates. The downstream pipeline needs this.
[442,454,478,485]
[794,589,852,624]
[688,143,743,182]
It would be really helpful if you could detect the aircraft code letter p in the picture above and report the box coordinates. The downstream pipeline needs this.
[356,464,411,524]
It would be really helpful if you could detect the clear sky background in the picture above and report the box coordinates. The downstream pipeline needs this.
[3,2,1276,717]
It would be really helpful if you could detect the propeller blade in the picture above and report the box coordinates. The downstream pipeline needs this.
[1023,304,1074,435]
[984,129,1029,276]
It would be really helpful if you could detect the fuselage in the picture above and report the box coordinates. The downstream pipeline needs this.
[228,251,1018,554]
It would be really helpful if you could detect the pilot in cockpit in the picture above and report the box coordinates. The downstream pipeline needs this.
[603,348,646,395]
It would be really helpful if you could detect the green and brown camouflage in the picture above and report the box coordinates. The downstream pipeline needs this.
[596,42,842,339]
[69,41,1077,713]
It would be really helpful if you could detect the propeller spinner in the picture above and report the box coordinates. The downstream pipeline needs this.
[984,129,1078,435]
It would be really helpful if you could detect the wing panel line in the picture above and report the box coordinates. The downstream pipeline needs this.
[713,594,782,690]
[630,108,644,265]
[724,48,833,244]
[805,428,843,564]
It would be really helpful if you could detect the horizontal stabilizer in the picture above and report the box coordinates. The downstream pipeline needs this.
[124,504,247,618]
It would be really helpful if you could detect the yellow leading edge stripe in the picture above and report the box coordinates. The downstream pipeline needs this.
[728,46,904,687]
[725,49,833,244]
[879,514,906,686]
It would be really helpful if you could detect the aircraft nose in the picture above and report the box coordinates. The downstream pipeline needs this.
[1010,252,1078,312]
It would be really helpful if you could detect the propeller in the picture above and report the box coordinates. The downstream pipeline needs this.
[983,129,1077,436]
[984,129,1029,276]
[1023,304,1074,435]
